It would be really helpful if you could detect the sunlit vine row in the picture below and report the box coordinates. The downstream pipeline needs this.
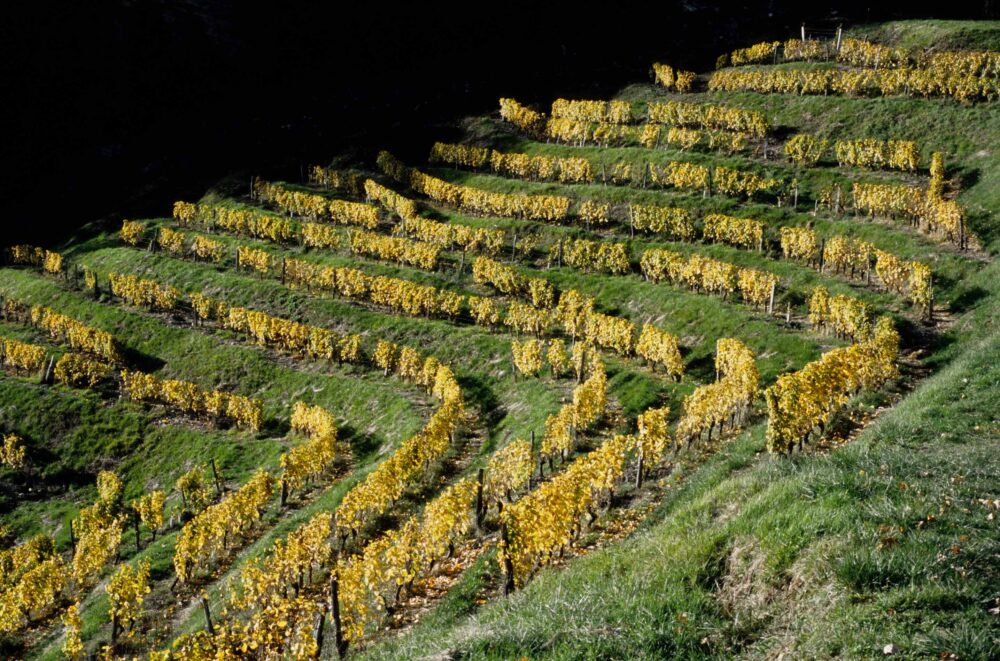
[281,401,343,496]
[363,178,418,220]
[838,37,1000,79]
[852,182,967,245]
[674,338,758,445]
[337,477,477,642]
[173,469,276,582]
[702,213,765,250]
[154,226,227,262]
[709,65,1000,102]
[550,98,632,124]
[765,316,899,453]
[807,287,875,341]
[635,324,684,379]
[874,250,934,314]
[499,432,632,587]
[557,237,631,274]
[726,41,781,66]
[640,248,778,309]
[120,369,263,432]
[472,256,554,307]
[154,594,321,660]
[650,62,697,92]
[5,245,64,274]
[29,304,121,364]
[628,203,696,239]
[348,229,440,270]
[0,433,26,470]
[0,336,47,375]
[646,100,770,137]
[482,438,534,512]
[173,201,298,243]
[539,356,607,463]
[109,272,181,311]
[393,159,571,222]
[835,139,920,171]
[400,214,504,256]
[309,165,366,198]
[784,133,829,166]
[253,178,379,228]
[498,97,547,135]
[333,353,463,539]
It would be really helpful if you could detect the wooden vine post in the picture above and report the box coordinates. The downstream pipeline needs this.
[201,596,215,636]
[329,570,348,658]
[501,522,516,596]
[474,467,485,528]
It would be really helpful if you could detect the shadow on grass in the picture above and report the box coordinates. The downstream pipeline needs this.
[259,415,289,438]
[769,124,798,141]
[340,422,380,460]
[948,284,989,314]
[0,463,94,516]
[456,374,505,431]
[684,352,717,383]
[953,165,980,192]
[966,209,999,253]
[121,346,166,372]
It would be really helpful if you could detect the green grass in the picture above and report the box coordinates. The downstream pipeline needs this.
[363,261,1000,659]
[357,19,1000,661]
[855,20,1000,51]
[3,17,1000,661]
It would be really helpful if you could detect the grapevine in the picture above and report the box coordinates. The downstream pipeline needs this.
[106,558,151,638]
[511,339,543,376]
[0,434,26,470]
[173,470,276,583]
[0,337,47,375]
[784,134,828,166]
[675,338,758,446]
[636,324,684,379]
[120,369,263,431]
[765,317,899,453]
[6,245,64,274]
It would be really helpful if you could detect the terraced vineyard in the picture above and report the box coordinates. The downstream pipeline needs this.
[2,19,999,660]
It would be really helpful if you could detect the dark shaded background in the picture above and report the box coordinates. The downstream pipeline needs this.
[2,1,997,245]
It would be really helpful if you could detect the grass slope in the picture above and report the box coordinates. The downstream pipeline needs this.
[1,18,998,661]
[359,20,1000,660]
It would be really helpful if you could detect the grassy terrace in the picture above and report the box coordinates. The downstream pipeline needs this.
[2,18,998,661]
[145,214,832,368]
[358,20,1000,660]
[423,141,980,277]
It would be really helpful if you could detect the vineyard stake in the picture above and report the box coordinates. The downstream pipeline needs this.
[330,571,348,658]
[501,523,516,595]
[134,508,141,552]
[313,609,327,660]
[210,458,223,496]
[475,467,485,528]
[635,447,644,489]
[201,597,215,636]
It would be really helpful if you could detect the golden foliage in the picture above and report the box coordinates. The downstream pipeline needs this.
[765,317,899,453]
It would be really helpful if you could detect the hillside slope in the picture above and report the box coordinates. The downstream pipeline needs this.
[361,21,1000,660]
[0,19,997,661]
